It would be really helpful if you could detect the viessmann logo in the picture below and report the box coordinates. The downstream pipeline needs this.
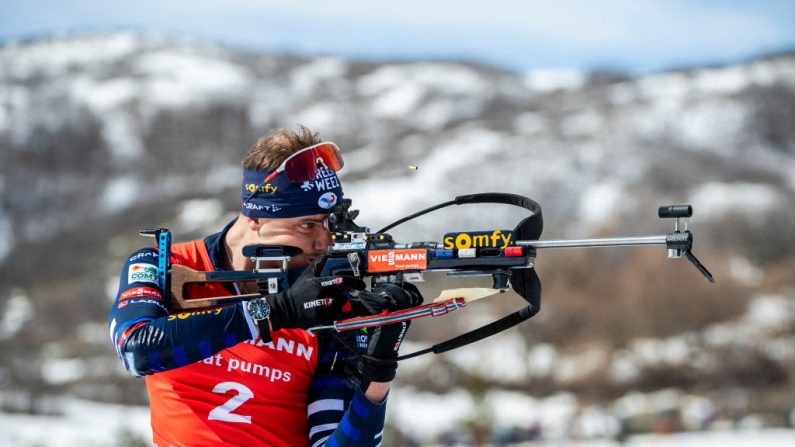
[443,230,514,250]
[367,249,427,272]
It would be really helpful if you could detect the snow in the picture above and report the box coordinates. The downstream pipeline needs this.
[0,289,33,339]
[446,333,529,383]
[560,110,604,137]
[41,358,88,385]
[637,72,691,101]
[70,77,139,113]
[625,429,795,447]
[203,164,243,191]
[526,343,558,377]
[102,112,146,159]
[290,57,348,97]
[554,345,609,384]
[727,256,764,286]
[692,67,751,95]
[0,33,141,78]
[99,176,141,213]
[369,81,426,118]
[610,292,795,377]
[177,198,225,233]
[133,50,252,107]
[389,388,475,440]
[513,112,547,134]
[483,391,580,439]
[607,82,638,105]
[675,99,748,150]
[680,395,718,430]
[290,101,346,130]
[523,69,585,92]
[578,183,625,227]
[414,97,481,130]
[0,397,151,447]
[745,295,795,331]
[345,128,508,225]
[0,84,32,143]
[688,182,782,219]
[358,64,490,97]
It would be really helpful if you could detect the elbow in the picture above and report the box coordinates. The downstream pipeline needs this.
[118,323,165,377]
[119,341,153,377]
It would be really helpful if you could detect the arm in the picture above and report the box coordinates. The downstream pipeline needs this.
[108,248,365,377]
[306,333,389,447]
[108,248,256,377]
[307,377,388,447]
[306,282,421,447]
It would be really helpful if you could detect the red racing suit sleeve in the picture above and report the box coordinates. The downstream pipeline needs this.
[108,247,256,377]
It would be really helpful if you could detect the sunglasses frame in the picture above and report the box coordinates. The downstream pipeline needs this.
[263,142,343,184]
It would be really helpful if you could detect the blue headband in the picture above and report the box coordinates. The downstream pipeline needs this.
[241,167,343,218]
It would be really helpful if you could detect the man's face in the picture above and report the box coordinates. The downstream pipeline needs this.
[250,212,333,268]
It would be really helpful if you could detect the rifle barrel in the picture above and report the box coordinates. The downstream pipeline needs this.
[517,235,668,249]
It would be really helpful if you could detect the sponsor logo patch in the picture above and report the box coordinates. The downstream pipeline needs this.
[243,202,283,213]
[367,249,427,272]
[300,167,340,192]
[303,297,333,310]
[127,263,159,285]
[244,183,278,194]
[117,298,167,312]
[128,251,158,262]
[318,192,338,209]
[119,287,162,301]
[443,230,514,250]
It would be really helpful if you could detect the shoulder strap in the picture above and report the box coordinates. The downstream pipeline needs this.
[380,192,544,361]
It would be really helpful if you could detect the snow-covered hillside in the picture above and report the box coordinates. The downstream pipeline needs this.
[1,32,795,446]
[2,32,793,249]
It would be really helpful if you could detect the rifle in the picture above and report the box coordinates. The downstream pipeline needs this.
[141,192,713,360]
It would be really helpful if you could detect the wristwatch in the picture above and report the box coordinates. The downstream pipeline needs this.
[246,298,273,342]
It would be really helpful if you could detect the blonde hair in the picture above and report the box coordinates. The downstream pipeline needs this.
[242,125,321,170]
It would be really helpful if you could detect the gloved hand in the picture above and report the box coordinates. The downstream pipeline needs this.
[266,254,366,330]
[351,282,423,383]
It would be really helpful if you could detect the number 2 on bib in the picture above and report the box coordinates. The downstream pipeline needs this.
[208,381,253,423]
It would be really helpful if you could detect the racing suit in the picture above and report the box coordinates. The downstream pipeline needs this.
[108,221,385,446]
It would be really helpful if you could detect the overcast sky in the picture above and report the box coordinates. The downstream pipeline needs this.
[2,0,794,73]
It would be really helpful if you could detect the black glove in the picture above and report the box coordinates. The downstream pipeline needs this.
[351,282,423,383]
[267,255,365,330]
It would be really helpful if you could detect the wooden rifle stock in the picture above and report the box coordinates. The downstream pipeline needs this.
[169,264,260,311]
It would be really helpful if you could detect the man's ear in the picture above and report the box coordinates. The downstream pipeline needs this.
[245,216,262,232]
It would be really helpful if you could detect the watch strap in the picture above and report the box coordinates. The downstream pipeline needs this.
[257,316,273,343]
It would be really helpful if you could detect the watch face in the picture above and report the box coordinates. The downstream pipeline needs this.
[248,299,271,321]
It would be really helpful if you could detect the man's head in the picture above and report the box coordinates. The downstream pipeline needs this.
[236,126,343,267]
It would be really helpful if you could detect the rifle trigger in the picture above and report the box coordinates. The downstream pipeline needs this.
[347,252,361,277]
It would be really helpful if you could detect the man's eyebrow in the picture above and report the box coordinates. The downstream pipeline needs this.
[300,217,326,223]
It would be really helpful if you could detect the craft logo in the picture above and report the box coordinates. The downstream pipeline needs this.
[244,202,283,213]
[443,230,514,250]
[119,287,162,301]
[127,263,159,285]
[367,249,427,272]
[128,251,157,262]
[244,183,278,194]
[318,192,338,209]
